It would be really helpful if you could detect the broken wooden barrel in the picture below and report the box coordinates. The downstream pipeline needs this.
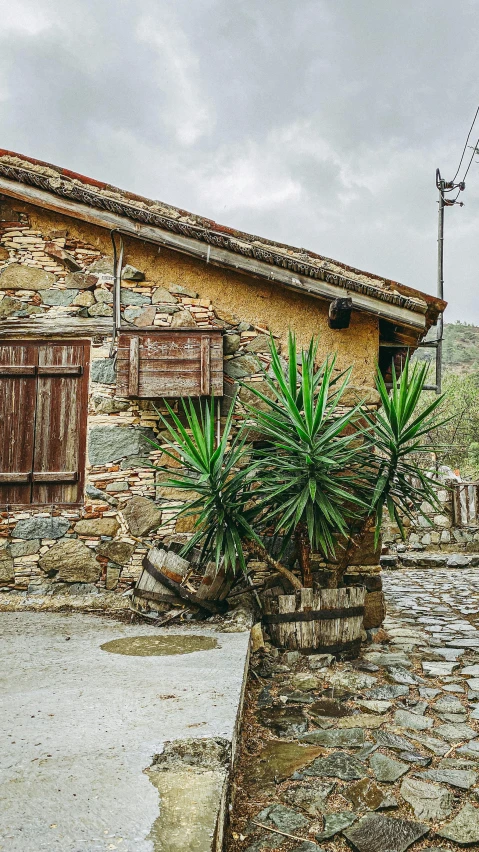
[196,560,234,602]
[262,586,366,658]
[156,542,233,601]
[132,547,189,613]
[134,547,229,616]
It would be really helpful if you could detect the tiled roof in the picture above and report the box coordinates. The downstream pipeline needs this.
[0,150,446,326]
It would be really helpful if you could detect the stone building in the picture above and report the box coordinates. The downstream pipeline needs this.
[0,151,446,622]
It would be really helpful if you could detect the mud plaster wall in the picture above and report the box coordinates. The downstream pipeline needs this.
[0,198,382,620]
[25,204,379,386]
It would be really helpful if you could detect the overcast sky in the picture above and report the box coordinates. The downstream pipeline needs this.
[1,0,478,323]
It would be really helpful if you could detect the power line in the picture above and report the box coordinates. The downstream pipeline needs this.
[432,108,479,393]
[460,135,479,184]
[452,105,479,182]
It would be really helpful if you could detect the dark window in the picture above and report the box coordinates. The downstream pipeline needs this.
[0,340,90,506]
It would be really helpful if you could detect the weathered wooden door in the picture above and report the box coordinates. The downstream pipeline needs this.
[0,340,90,505]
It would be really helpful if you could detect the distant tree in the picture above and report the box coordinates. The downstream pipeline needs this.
[418,370,479,479]
[467,442,479,474]
[415,322,479,374]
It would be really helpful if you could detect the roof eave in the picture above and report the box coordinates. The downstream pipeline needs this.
[0,164,441,333]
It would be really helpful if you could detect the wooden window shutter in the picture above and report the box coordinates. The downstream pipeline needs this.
[0,340,89,506]
[32,342,90,504]
[116,329,223,398]
[0,343,38,504]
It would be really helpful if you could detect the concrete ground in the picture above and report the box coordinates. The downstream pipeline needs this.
[0,613,250,852]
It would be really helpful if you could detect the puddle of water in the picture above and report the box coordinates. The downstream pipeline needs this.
[100,635,218,656]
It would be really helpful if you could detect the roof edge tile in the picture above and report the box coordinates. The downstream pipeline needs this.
[0,150,446,324]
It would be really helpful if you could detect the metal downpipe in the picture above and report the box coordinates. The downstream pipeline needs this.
[110,230,124,358]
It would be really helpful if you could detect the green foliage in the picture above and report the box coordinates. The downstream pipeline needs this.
[153,396,261,574]
[241,334,366,558]
[152,336,447,582]
[246,341,447,559]
[413,321,479,479]
[415,322,479,374]
[468,442,479,471]
[414,371,479,479]
[443,322,479,372]
[363,357,448,543]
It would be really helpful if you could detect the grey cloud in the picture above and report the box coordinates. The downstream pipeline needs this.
[0,0,478,320]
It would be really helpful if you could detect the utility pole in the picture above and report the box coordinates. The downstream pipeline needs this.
[435,169,445,394]
[432,168,465,393]
[431,107,478,391]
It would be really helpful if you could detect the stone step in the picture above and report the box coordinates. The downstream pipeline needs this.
[381,552,479,570]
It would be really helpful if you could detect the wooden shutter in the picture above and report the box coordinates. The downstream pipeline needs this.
[0,343,37,504]
[116,329,223,398]
[32,342,89,504]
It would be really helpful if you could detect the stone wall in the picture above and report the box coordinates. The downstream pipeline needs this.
[382,474,479,562]
[0,196,383,622]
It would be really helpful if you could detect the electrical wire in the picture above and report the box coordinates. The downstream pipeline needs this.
[460,135,479,184]
[453,105,479,182]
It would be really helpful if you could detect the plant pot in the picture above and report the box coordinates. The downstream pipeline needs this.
[262,586,366,658]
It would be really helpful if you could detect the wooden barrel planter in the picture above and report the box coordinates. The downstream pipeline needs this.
[132,547,229,617]
[262,586,366,658]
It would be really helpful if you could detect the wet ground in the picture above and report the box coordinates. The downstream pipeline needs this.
[0,613,250,852]
[227,568,479,852]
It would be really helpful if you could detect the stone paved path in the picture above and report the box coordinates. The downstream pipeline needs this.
[227,568,479,852]
[384,567,479,627]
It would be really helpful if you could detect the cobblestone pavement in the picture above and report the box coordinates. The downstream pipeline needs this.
[383,567,479,627]
[227,568,479,852]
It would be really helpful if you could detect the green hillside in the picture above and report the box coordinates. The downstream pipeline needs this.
[414,322,479,479]
[442,322,479,372]
[415,322,479,374]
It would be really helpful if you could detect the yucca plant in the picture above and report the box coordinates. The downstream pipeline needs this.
[152,335,447,595]
[243,338,449,588]
[242,334,368,586]
[152,394,300,587]
[334,355,449,585]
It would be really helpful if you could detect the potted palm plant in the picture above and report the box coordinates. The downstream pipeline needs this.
[240,337,446,652]
[152,334,446,655]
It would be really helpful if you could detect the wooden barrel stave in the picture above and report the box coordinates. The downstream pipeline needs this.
[196,560,234,602]
[132,547,189,613]
[263,586,366,657]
